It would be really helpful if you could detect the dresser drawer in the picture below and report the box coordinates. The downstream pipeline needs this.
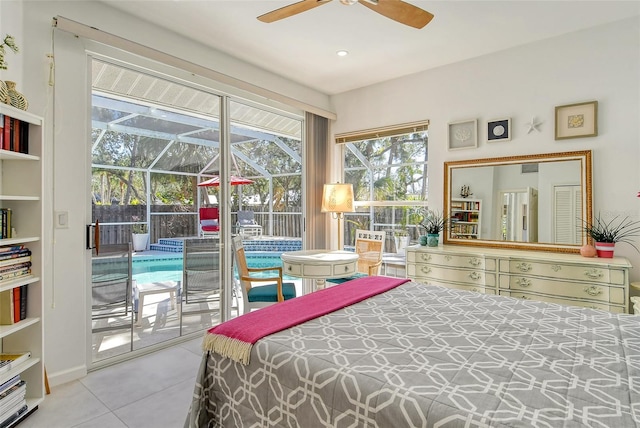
[333,261,357,276]
[499,290,624,313]
[499,275,625,304]
[409,264,496,286]
[420,280,496,295]
[408,251,496,270]
[501,260,623,284]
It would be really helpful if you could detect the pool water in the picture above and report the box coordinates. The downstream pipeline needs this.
[132,253,294,284]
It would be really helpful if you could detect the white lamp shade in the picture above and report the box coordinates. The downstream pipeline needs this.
[321,183,354,213]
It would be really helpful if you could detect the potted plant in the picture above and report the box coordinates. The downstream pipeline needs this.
[131,216,149,252]
[583,213,640,258]
[418,210,448,247]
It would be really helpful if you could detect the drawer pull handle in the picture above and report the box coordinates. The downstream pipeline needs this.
[583,286,603,297]
[520,295,530,300]
[516,278,531,288]
[469,258,481,267]
[420,266,432,274]
[472,288,480,293]
[420,254,432,262]
[444,255,452,261]
[584,269,604,280]
[469,272,481,281]
[515,263,532,272]
[551,265,562,272]
[288,266,292,271]
[344,266,349,272]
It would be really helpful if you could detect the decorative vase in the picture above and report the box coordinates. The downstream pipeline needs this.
[5,81,28,111]
[132,233,149,252]
[427,233,439,247]
[580,244,597,258]
[394,235,409,253]
[0,80,9,105]
[595,242,615,258]
[419,235,428,246]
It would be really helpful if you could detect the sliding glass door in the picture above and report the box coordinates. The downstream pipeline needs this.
[89,58,305,365]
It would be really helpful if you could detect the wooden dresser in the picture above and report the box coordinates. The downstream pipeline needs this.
[406,245,631,313]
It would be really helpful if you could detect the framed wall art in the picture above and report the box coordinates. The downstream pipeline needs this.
[448,119,478,150]
[555,101,598,140]
[487,118,511,142]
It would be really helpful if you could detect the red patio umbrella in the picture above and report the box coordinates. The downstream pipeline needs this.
[197,175,254,187]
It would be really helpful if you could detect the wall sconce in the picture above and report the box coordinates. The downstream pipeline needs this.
[321,183,354,249]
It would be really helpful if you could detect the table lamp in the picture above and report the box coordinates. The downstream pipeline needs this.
[321,183,354,250]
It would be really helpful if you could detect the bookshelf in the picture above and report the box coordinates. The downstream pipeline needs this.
[450,198,481,239]
[0,104,44,425]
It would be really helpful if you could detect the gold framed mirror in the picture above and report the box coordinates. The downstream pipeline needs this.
[443,150,592,253]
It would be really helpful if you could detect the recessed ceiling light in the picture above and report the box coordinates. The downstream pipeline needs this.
[336,50,349,57]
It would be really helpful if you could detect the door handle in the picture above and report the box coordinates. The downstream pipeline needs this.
[87,220,100,255]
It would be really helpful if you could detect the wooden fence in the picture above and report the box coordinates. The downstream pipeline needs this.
[92,205,303,246]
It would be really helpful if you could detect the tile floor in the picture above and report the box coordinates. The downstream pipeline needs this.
[19,337,204,428]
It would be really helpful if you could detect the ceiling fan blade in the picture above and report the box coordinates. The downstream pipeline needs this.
[358,0,434,29]
[258,0,333,23]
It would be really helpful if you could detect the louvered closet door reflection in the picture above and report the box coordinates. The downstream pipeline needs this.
[554,185,581,244]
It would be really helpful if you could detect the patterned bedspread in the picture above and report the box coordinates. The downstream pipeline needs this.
[185,280,640,427]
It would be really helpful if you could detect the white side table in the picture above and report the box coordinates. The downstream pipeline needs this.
[134,280,180,324]
[281,250,359,293]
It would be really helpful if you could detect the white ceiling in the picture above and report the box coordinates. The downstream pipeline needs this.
[100,1,639,95]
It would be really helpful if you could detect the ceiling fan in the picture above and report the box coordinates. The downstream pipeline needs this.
[257,0,434,29]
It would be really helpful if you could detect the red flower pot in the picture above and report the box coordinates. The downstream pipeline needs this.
[595,242,615,258]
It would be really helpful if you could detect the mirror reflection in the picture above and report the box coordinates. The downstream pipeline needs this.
[444,151,592,253]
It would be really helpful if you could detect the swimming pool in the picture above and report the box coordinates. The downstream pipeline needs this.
[131,252,294,284]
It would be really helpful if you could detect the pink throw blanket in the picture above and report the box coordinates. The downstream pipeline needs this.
[203,275,410,364]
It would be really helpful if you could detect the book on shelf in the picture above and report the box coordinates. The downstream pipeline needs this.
[0,246,24,255]
[0,287,28,325]
[0,209,11,240]
[0,115,29,155]
[0,268,31,284]
[0,261,31,274]
[0,377,20,397]
[0,380,26,415]
[0,353,31,375]
[0,255,31,269]
[0,250,29,263]
[0,402,27,428]
[19,285,27,321]
[11,288,19,324]
[1,115,8,152]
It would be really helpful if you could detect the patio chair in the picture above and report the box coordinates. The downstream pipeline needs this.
[91,243,134,333]
[236,210,262,237]
[182,238,221,317]
[232,235,296,314]
[326,229,385,285]
[199,207,219,237]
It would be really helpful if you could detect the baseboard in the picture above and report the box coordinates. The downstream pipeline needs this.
[47,364,88,387]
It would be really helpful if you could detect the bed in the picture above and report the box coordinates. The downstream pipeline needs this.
[185,276,640,427]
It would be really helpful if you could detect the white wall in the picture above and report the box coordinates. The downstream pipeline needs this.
[4,0,640,386]
[332,17,640,274]
[5,0,333,386]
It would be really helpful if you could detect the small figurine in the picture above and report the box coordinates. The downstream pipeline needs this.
[460,185,473,198]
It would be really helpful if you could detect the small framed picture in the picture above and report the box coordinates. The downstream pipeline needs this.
[487,118,511,142]
[448,119,478,150]
[555,101,598,140]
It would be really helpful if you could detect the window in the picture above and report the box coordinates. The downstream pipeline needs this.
[340,122,429,248]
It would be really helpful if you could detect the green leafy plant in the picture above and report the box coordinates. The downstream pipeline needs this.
[131,216,148,234]
[419,209,449,235]
[0,34,18,70]
[583,214,640,252]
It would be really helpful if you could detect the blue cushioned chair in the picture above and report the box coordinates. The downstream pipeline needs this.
[232,235,296,314]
